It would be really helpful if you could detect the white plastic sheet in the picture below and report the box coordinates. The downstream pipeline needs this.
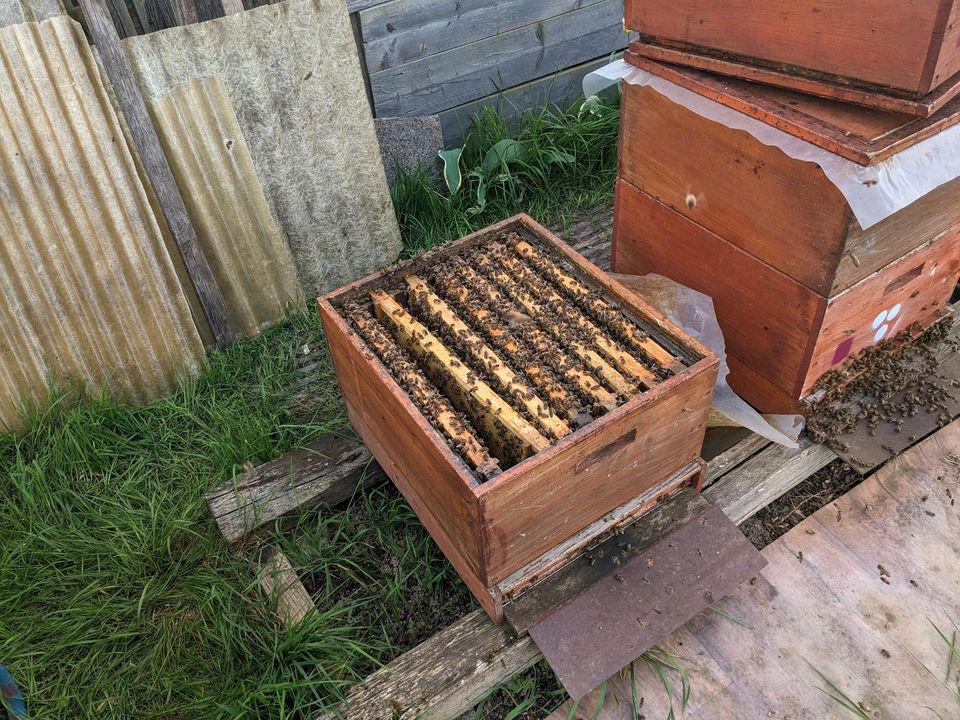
[585,60,960,230]
[624,274,802,448]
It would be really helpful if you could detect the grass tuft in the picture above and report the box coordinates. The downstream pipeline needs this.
[392,95,620,256]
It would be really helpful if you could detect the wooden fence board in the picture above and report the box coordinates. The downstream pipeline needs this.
[368,0,627,116]
[437,55,612,146]
[359,0,610,71]
[80,0,236,346]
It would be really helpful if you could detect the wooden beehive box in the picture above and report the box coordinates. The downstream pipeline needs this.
[319,215,719,620]
[613,62,960,412]
[624,0,960,114]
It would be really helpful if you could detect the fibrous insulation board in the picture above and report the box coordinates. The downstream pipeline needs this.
[0,0,61,27]
[147,76,301,338]
[124,0,403,298]
[0,16,204,428]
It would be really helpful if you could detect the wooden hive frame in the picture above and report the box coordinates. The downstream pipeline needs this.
[318,214,719,619]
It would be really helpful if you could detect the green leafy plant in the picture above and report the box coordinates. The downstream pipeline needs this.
[395,92,621,256]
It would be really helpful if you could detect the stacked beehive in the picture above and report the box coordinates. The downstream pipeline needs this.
[613,2,960,413]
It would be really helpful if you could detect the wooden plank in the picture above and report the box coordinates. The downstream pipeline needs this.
[702,439,837,525]
[371,289,550,461]
[105,0,136,37]
[619,81,850,296]
[437,55,613,147]
[205,434,384,545]
[140,0,178,29]
[78,0,236,346]
[359,0,610,70]
[168,0,198,24]
[623,0,948,95]
[368,0,626,116]
[315,610,541,720]
[192,0,225,21]
[405,275,571,441]
[568,420,960,719]
[703,432,770,486]
[346,0,390,11]
[256,550,315,628]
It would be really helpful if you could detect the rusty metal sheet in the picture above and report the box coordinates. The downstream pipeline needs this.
[0,16,204,428]
[504,488,709,635]
[123,0,403,299]
[529,501,767,700]
[147,76,301,338]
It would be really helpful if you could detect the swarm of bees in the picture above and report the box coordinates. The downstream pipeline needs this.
[340,231,688,481]
[806,317,958,446]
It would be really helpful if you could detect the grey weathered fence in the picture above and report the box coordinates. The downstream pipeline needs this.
[347,0,630,144]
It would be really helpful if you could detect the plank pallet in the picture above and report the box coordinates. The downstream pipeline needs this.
[624,0,960,114]
[318,214,719,620]
[613,60,960,413]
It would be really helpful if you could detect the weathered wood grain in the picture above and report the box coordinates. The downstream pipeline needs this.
[256,550,315,628]
[79,0,235,346]
[206,435,383,545]
[315,609,541,720]
[702,439,837,525]
[368,0,626,116]
[359,0,610,70]
[703,432,770,486]
[565,419,960,719]
[437,55,614,147]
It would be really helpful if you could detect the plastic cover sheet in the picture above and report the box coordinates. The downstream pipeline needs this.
[585,60,960,230]
[623,274,802,448]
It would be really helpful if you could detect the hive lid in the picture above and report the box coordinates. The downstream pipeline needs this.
[625,48,960,166]
[628,40,960,119]
[508,487,766,700]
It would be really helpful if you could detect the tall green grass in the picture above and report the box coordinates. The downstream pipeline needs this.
[393,95,620,255]
[0,311,360,718]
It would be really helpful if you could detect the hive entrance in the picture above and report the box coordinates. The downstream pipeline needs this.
[342,231,690,481]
